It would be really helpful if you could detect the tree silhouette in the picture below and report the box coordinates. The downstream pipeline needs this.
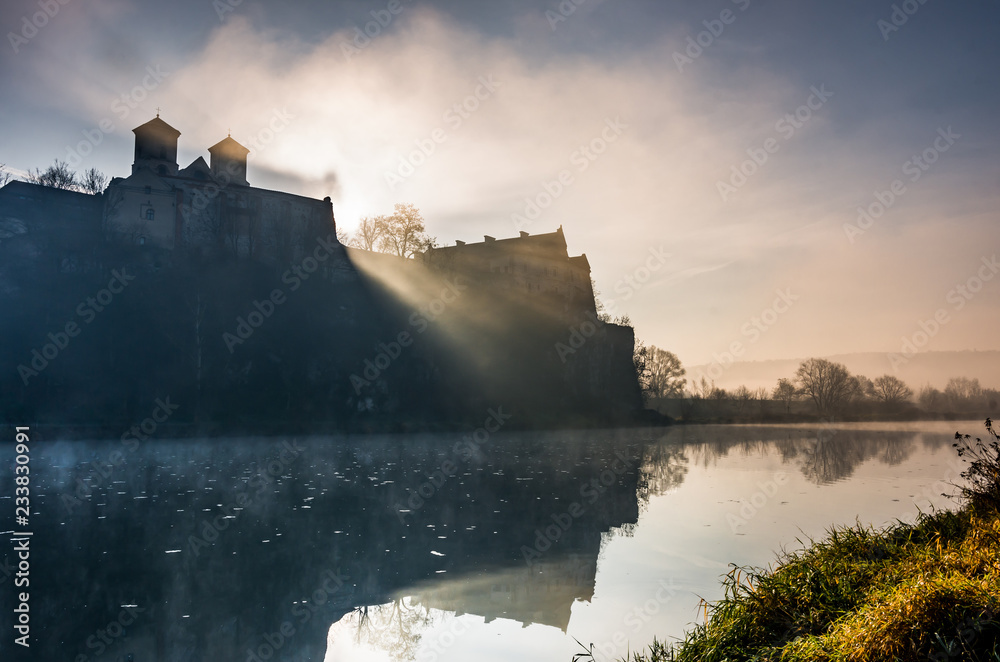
[795,358,854,416]
[772,378,798,414]
[80,167,108,194]
[645,346,686,398]
[871,374,913,405]
[27,159,78,190]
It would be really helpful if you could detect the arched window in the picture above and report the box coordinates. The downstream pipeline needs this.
[146,208,155,221]
[139,236,146,246]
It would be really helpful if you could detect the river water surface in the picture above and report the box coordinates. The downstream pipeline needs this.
[0,420,978,661]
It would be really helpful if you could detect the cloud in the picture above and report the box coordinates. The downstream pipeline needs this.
[16,3,997,366]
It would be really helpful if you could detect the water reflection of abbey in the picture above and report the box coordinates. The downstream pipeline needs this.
[25,425,946,660]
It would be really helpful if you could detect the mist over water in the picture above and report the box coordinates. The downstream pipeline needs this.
[0,421,968,661]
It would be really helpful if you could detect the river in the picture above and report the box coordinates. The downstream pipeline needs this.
[0,420,978,661]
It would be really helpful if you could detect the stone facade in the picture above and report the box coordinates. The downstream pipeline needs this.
[104,116,336,264]
[421,227,596,318]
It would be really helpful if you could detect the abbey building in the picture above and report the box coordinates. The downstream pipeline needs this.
[103,115,335,263]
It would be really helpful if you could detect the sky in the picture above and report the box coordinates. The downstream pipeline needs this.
[1,0,998,369]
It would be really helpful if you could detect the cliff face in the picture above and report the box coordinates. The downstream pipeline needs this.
[0,183,642,432]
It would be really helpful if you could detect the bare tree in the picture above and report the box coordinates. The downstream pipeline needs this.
[80,167,108,194]
[593,277,611,322]
[772,378,798,414]
[377,203,436,258]
[27,159,78,190]
[850,374,875,403]
[754,387,769,416]
[709,385,729,400]
[348,215,387,251]
[795,358,855,416]
[645,346,686,398]
[918,385,944,410]
[0,164,13,188]
[733,385,754,415]
[872,374,913,405]
[633,340,650,400]
[945,377,983,403]
[690,376,715,399]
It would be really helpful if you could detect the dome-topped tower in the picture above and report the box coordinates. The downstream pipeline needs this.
[208,134,250,186]
[132,115,180,177]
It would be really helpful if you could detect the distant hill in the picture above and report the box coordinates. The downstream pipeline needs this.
[687,351,1000,392]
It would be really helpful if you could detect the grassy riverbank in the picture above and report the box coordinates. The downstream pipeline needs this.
[628,420,1000,661]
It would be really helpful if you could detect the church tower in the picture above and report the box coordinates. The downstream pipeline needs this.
[131,115,180,177]
[208,135,250,186]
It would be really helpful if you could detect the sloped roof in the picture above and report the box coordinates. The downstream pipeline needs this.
[208,135,250,156]
[177,156,213,179]
[133,116,181,138]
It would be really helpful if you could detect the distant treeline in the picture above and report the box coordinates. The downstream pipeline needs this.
[639,353,996,422]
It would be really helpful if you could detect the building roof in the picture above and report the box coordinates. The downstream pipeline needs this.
[133,116,181,138]
[208,135,250,156]
[177,156,213,179]
[429,227,568,255]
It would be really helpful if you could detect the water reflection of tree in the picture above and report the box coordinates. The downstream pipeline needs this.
[636,440,689,510]
[773,430,916,485]
[339,598,432,662]
[679,427,927,485]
